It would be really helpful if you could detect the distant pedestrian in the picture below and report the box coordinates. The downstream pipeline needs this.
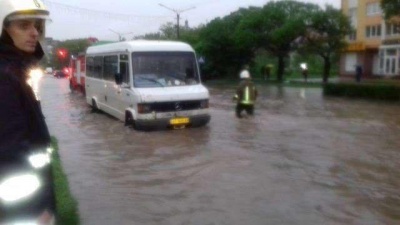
[300,63,308,82]
[355,65,362,83]
[264,64,272,81]
[234,65,258,118]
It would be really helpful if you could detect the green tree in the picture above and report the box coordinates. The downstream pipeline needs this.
[134,21,198,42]
[198,8,256,79]
[297,5,351,83]
[159,22,178,40]
[381,0,400,20]
[133,32,164,40]
[53,38,94,69]
[237,1,319,82]
[180,24,204,49]
[58,39,93,56]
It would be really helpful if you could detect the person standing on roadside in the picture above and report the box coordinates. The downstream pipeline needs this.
[234,65,258,118]
[0,0,56,224]
[265,64,271,81]
[300,63,308,82]
[355,65,362,83]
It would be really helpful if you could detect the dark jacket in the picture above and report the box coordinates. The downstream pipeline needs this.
[236,79,258,105]
[0,40,51,157]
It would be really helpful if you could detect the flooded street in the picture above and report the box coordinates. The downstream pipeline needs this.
[39,76,400,225]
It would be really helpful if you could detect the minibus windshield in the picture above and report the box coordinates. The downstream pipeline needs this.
[132,52,200,88]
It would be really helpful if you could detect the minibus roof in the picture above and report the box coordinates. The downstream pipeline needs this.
[86,40,195,55]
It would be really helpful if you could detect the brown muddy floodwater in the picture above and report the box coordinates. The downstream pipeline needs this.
[39,76,400,225]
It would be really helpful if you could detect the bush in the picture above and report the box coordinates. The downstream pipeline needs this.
[323,83,400,101]
[51,137,81,225]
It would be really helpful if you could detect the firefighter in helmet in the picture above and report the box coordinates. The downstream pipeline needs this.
[0,0,56,224]
[234,65,258,118]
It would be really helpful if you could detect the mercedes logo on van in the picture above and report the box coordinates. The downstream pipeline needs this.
[175,102,182,111]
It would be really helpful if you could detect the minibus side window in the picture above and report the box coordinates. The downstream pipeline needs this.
[120,61,129,84]
[103,55,118,81]
[94,56,103,79]
[86,57,94,77]
[120,54,129,85]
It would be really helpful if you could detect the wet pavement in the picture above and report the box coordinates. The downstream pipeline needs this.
[39,76,400,225]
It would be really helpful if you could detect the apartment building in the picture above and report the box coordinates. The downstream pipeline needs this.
[340,0,400,78]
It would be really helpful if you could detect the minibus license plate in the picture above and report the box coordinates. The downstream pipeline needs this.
[170,117,189,125]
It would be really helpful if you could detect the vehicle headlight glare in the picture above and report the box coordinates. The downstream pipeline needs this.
[27,68,43,100]
[13,222,37,225]
[0,174,41,202]
[29,69,44,79]
[29,153,51,169]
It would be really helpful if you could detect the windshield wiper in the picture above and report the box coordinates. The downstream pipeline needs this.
[162,74,185,82]
[136,77,165,87]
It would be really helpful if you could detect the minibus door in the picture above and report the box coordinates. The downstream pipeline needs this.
[103,55,120,117]
[118,60,132,112]
[118,54,132,113]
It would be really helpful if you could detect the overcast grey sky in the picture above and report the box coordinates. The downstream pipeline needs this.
[44,0,341,41]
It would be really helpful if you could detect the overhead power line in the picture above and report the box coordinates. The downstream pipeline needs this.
[109,29,133,41]
[43,0,170,22]
[158,3,196,39]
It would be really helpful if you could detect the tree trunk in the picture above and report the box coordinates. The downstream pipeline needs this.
[323,57,331,84]
[277,56,285,82]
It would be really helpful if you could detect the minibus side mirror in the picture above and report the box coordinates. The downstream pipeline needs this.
[115,73,122,85]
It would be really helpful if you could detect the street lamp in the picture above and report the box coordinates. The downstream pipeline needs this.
[109,29,134,41]
[158,3,195,39]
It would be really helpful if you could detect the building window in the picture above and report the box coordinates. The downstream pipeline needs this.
[345,53,357,72]
[349,0,358,8]
[387,49,396,56]
[386,23,400,36]
[347,6,357,42]
[349,8,357,27]
[379,50,384,72]
[398,55,400,72]
[366,25,382,38]
[366,3,382,16]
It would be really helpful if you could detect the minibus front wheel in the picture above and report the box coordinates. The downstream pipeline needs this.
[125,111,134,128]
[92,99,99,112]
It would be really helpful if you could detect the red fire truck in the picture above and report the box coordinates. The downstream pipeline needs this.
[69,53,86,94]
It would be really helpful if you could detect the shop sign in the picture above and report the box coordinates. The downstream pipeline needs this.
[346,42,365,51]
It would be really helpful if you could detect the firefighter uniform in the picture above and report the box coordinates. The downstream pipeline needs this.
[0,0,56,223]
[234,77,258,118]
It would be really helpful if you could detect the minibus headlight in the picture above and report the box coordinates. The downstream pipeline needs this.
[138,104,152,114]
[200,100,209,109]
[0,174,41,203]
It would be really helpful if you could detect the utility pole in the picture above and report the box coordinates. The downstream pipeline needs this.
[109,29,133,41]
[158,3,195,39]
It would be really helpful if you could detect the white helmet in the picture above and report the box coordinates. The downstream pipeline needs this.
[240,70,250,79]
[0,0,50,38]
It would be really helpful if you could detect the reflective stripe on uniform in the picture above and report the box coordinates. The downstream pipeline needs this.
[241,86,254,105]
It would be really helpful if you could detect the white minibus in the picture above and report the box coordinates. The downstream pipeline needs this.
[85,40,211,130]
